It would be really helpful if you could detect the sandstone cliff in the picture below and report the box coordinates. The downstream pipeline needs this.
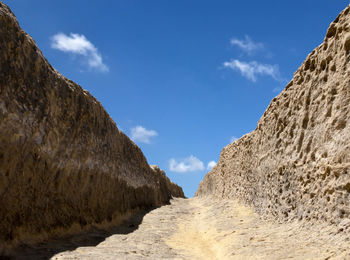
[0,1,183,251]
[197,5,350,232]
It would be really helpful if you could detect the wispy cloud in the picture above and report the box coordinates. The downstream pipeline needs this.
[51,32,108,72]
[230,136,238,143]
[223,59,280,82]
[169,155,204,173]
[207,161,216,171]
[230,35,263,55]
[272,87,283,93]
[130,126,158,144]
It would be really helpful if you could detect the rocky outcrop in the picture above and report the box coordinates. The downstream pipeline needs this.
[150,165,185,199]
[197,5,350,231]
[0,1,183,251]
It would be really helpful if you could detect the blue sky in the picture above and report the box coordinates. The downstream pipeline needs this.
[4,0,349,197]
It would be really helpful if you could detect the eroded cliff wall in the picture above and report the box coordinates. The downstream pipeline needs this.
[0,2,183,250]
[197,5,350,231]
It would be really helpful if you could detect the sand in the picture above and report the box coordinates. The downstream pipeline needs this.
[51,197,350,259]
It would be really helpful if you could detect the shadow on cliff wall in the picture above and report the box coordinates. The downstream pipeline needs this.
[2,207,155,260]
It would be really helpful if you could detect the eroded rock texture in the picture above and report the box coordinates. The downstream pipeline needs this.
[0,2,183,250]
[197,5,350,231]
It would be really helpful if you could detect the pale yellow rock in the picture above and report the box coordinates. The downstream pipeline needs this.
[53,198,350,259]
[197,4,350,235]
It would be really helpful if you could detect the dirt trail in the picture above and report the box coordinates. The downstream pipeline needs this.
[52,198,350,259]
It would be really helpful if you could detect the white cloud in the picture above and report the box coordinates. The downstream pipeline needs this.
[272,87,282,93]
[169,155,204,173]
[230,35,263,55]
[51,33,108,72]
[230,136,238,143]
[223,59,279,82]
[130,126,158,144]
[207,161,217,170]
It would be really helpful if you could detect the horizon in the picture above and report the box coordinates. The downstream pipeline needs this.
[4,0,349,197]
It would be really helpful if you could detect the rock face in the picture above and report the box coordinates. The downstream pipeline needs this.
[0,1,183,251]
[197,5,350,231]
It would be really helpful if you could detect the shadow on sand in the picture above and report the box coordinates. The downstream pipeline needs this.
[2,208,155,260]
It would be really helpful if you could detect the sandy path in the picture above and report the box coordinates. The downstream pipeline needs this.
[52,198,350,259]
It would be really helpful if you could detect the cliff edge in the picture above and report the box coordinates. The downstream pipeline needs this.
[197,5,350,232]
[0,1,184,251]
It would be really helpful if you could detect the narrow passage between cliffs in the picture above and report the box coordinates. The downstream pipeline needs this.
[51,197,349,259]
